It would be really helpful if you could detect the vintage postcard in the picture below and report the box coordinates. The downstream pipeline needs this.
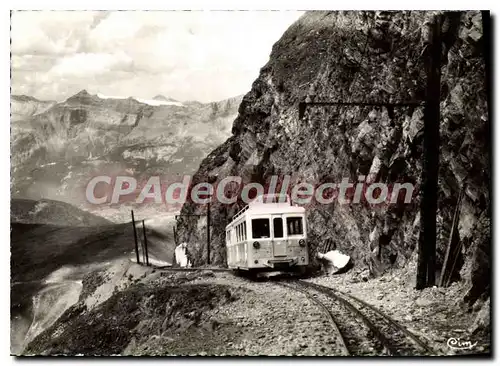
[10,10,491,356]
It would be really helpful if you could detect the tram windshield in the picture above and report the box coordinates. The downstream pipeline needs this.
[251,218,270,238]
[273,217,284,238]
[286,217,304,236]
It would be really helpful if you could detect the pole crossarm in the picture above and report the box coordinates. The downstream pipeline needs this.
[175,214,206,219]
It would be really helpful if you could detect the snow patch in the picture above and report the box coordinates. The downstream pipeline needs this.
[317,250,352,274]
[97,93,184,107]
[135,97,184,107]
[30,201,49,216]
[39,162,57,168]
[174,243,192,268]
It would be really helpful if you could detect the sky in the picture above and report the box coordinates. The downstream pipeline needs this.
[10,10,303,103]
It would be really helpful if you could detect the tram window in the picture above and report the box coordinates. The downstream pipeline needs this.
[287,217,303,235]
[252,218,270,238]
[243,222,247,240]
[273,218,284,238]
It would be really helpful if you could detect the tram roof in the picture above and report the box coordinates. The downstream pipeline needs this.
[227,198,305,228]
[245,204,306,215]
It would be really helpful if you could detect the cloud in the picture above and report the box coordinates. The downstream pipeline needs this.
[11,11,98,55]
[11,10,304,102]
[11,54,57,72]
[50,52,134,77]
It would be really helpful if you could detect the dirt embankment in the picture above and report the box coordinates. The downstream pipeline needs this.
[25,267,238,355]
[10,199,179,355]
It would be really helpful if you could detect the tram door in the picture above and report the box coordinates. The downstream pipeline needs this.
[271,215,287,257]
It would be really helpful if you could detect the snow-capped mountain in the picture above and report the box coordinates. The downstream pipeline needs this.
[96,93,185,107]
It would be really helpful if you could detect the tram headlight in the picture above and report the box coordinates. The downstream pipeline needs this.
[299,239,306,247]
[253,241,260,249]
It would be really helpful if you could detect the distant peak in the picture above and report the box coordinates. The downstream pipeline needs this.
[75,89,90,96]
[66,89,98,104]
[12,94,40,102]
[153,95,178,103]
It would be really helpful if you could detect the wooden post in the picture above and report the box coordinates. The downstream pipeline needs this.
[131,210,140,264]
[207,202,211,265]
[439,187,464,287]
[142,239,146,264]
[446,240,463,287]
[416,16,442,289]
[142,220,149,266]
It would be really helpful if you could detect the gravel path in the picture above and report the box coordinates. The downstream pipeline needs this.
[277,281,382,355]
[187,273,350,356]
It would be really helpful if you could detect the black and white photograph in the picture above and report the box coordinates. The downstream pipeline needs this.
[8,8,492,357]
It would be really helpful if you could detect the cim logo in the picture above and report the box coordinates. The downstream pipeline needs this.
[447,337,477,351]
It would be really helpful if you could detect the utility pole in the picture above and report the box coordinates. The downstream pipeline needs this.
[416,16,442,289]
[131,210,140,264]
[142,220,149,266]
[207,201,211,265]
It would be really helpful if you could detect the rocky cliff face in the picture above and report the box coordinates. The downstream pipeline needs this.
[11,90,242,217]
[176,11,490,302]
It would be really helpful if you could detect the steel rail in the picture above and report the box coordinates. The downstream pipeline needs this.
[299,281,434,355]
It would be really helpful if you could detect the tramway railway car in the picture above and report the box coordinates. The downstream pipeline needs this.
[225,194,308,272]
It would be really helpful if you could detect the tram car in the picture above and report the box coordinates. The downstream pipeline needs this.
[225,194,308,272]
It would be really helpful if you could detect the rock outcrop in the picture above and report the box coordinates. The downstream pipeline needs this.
[176,11,490,302]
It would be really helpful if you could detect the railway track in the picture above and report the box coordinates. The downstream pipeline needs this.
[278,282,350,356]
[284,280,435,356]
[153,266,232,272]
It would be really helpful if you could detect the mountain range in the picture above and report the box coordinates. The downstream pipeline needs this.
[11,90,242,220]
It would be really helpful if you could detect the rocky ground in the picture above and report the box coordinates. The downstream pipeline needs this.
[21,261,490,356]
